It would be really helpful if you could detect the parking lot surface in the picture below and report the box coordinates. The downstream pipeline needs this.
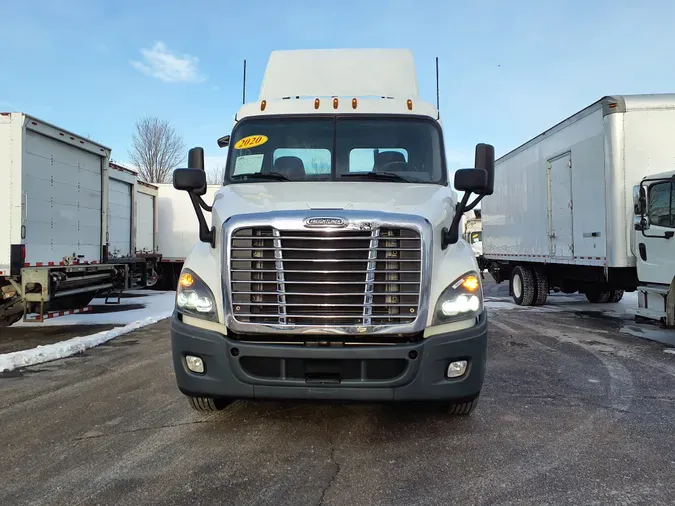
[1,282,674,505]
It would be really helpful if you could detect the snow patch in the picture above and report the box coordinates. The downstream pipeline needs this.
[665,349,675,355]
[620,325,675,347]
[0,311,172,372]
[13,290,176,327]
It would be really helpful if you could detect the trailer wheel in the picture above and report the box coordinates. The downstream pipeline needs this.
[608,290,624,303]
[585,290,612,303]
[511,266,536,306]
[188,396,232,412]
[532,268,549,306]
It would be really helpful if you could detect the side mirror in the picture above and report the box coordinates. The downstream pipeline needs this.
[173,168,206,192]
[632,185,641,215]
[473,143,495,195]
[217,135,230,148]
[454,168,488,193]
[186,147,206,196]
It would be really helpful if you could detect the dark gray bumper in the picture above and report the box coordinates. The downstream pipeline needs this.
[171,311,488,402]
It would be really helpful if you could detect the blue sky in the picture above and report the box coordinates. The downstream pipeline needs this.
[2,0,674,178]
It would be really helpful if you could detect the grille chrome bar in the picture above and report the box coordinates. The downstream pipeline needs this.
[231,269,421,274]
[231,280,422,285]
[363,228,380,326]
[234,258,420,263]
[231,291,416,296]
[234,302,419,307]
[233,313,417,319]
[272,229,286,325]
[231,247,420,252]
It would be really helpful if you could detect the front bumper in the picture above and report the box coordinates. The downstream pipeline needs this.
[171,311,488,402]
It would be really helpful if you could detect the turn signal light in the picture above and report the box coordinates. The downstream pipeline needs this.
[179,272,194,288]
[260,100,267,111]
[461,275,480,292]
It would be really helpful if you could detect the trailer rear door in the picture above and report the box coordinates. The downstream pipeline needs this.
[136,192,155,253]
[547,152,574,258]
[22,129,103,264]
[108,178,133,257]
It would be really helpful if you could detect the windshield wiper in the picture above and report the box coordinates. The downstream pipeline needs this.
[231,171,289,182]
[339,171,411,183]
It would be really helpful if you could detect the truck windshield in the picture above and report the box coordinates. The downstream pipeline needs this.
[225,116,446,185]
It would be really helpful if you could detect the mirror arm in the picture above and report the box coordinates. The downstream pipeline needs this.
[442,191,472,250]
[187,192,216,247]
[463,193,484,213]
[198,195,213,212]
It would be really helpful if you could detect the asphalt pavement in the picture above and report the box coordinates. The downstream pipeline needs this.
[1,282,675,506]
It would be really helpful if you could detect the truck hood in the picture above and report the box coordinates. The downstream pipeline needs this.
[211,181,456,228]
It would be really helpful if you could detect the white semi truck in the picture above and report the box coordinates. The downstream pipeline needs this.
[481,94,675,327]
[0,113,159,325]
[462,209,482,256]
[168,48,495,414]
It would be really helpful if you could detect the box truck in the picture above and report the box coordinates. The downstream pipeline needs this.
[481,94,675,326]
[156,183,222,290]
[168,48,496,415]
[0,113,146,326]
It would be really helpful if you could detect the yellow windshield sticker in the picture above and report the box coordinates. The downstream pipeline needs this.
[234,135,268,150]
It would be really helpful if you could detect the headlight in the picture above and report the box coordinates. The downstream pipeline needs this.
[433,271,484,325]
[176,269,218,321]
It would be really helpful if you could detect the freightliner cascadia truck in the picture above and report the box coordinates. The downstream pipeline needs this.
[169,48,495,415]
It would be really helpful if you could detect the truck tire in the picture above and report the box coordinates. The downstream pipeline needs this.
[188,396,232,412]
[532,268,549,306]
[585,290,611,303]
[511,266,536,306]
[609,290,624,303]
[447,395,479,415]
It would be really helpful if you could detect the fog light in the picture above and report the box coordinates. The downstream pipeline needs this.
[186,355,205,374]
[446,360,468,379]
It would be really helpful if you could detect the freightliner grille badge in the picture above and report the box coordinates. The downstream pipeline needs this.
[303,217,348,228]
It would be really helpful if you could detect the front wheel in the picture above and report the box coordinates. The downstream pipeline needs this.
[609,290,624,303]
[446,394,480,416]
[188,396,233,412]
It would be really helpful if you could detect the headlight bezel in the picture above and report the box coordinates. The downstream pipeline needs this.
[176,268,218,322]
[432,271,484,325]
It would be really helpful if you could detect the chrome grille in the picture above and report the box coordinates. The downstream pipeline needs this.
[229,226,422,326]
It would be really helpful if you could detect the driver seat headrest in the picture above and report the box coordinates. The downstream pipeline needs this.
[373,151,406,171]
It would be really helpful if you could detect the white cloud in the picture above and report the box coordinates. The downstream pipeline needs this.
[130,41,205,83]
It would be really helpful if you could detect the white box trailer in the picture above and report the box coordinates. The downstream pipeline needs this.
[156,183,221,289]
[482,94,675,321]
[0,112,131,325]
[136,180,159,255]
[107,161,162,288]
[108,163,136,259]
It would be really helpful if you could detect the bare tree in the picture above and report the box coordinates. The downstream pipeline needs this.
[206,164,226,184]
[128,115,186,183]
